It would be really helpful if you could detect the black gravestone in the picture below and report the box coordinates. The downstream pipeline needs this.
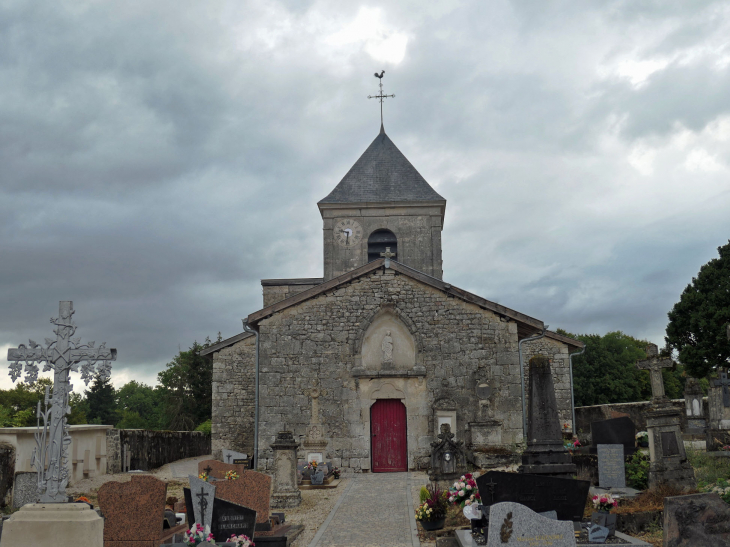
[590,417,636,456]
[476,471,590,522]
[183,487,193,525]
[211,498,257,541]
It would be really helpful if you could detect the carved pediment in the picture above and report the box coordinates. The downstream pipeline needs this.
[433,397,457,411]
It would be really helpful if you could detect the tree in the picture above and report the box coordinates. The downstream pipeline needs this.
[116,381,163,429]
[0,378,88,426]
[558,330,686,406]
[666,240,730,378]
[85,373,119,425]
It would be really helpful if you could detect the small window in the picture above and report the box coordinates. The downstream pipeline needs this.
[368,230,397,263]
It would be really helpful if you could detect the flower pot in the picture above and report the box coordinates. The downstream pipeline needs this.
[637,440,649,448]
[420,518,446,531]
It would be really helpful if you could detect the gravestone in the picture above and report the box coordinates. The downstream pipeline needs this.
[663,493,730,547]
[210,497,257,542]
[597,444,626,488]
[198,459,247,481]
[188,475,216,530]
[428,423,468,483]
[588,524,609,543]
[12,472,38,509]
[476,470,590,522]
[684,378,706,436]
[708,369,730,430]
[210,466,272,528]
[590,511,616,536]
[518,355,576,478]
[98,475,167,545]
[270,431,302,508]
[590,417,636,457]
[222,449,248,466]
[311,470,324,485]
[486,502,576,546]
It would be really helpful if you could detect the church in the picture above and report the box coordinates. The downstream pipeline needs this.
[203,124,583,473]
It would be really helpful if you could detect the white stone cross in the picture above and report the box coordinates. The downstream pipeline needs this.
[636,343,673,403]
[380,247,396,268]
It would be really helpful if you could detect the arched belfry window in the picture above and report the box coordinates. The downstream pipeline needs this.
[368,229,397,263]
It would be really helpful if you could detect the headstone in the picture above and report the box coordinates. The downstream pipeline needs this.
[708,369,730,430]
[428,423,468,482]
[486,502,576,546]
[685,378,707,435]
[198,459,247,481]
[588,524,609,543]
[270,431,302,508]
[210,497,257,542]
[311,470,324,485]
[188,475,216,530]
[222,449,248,465]
[476,471,590,522]
[211,467,272,527]
[98,475,167,545]
[597,444,626,488]
[590,417,636,456]
[663,493,730,547]
[12,472,38,509]
[518,355,576,478]
[590,511,616,536]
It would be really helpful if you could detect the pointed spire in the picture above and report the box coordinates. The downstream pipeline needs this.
[380,122,385,134]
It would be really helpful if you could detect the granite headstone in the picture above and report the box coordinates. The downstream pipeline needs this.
[476,471,590,522]
[486,502,576,546]
[98,475,167,544]
[590,417,636,456]
[311,470,324,485]
[189,475,216,530]
[597,444,626,488]
[211,498,257,542]
[222,449,248,465]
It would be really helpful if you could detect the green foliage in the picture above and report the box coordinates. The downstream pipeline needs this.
[625,451,650,490]
[687,448,730,489]
[194,419,212,434]
[419,486,430,504]
[666,240,730,378]
[116,381,164,429]
[85,373,119,426]
[0,378,89,427]
[557,330,686,407]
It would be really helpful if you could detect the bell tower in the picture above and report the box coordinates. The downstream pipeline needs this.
[318,128,446,281]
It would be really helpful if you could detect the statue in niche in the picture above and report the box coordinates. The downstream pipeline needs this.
[381,330,393,367]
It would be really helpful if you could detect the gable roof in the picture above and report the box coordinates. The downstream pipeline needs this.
[318,129,446,205]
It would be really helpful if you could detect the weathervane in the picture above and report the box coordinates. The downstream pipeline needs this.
[368,70,395,129]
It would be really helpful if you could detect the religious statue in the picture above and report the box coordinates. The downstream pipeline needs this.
[381,330,393,365]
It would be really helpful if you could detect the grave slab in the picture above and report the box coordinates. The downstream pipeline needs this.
[486,502,575,546]
[597,444,626,488]
[0,503,103,547]
[663,492,730,546]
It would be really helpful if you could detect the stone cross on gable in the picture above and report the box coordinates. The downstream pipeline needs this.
[636,343,673,403]
[304,386,327,425]
[380,247,396,268]
[6,301,116,503]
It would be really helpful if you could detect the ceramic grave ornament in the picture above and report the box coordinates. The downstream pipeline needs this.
[6,301,116,502]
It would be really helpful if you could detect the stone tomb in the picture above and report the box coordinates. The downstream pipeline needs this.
[596,444,626,489]
[486,502,576,547]
[476,471,590,522]
[663,492,730,547]
[590,417,636,457]
[98,475,186,546]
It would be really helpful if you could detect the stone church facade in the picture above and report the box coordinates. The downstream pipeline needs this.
[204,128,582,473]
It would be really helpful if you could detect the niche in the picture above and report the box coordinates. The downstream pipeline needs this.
[361,312,416,372]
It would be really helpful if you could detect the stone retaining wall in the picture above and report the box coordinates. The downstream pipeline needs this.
[115,430,211,472]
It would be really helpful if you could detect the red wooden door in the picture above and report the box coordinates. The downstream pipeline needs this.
[371,399,407,472]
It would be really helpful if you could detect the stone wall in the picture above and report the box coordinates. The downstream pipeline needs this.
[211,334,256,460]
[0,442,15,506]
[262,279,324,307]
[106,429,122,474]
[249,268,571,473]
[117,430,211,471]
[522,337,574,431]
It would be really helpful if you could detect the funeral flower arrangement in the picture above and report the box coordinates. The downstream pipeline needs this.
[184,523,215,546]
[305,460,319,473]
[592,493,618,513]
[447,473,481,508]
[225,470,239,481]
[198,471,209,482]
[414,485,448,522]
[227,533,255,547]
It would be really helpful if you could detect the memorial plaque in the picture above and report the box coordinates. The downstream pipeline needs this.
[590,417,636,456]
[210,498,257,541]
[486,502,575,546]
[588,524,609,543]
[476,383,491,399]
[476,471,590,521]
[232,458,247,465]
[661,431,680,457]
[597,444,626,488]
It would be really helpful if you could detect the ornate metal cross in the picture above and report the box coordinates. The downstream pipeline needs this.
[713,371,730,408]
[636,343,673,404]
[380,247,396,268]
[196,486,209,524]
[368,70,395,128]
[7,301,116,502]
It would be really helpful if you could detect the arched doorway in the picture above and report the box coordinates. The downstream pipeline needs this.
[368,229,397,263]
[370,399,407,472]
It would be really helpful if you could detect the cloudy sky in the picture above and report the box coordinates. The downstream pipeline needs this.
[1,0,729,391]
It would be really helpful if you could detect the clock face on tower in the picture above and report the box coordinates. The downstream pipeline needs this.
[334,219,363,248]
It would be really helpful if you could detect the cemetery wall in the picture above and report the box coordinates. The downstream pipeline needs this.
[117,430,211,471]
[522,337,573,430]
[211,334,256,460]
[106,428,122,473]
[251,269,572,473]
[575,398,703,435]
[0,442,15,506]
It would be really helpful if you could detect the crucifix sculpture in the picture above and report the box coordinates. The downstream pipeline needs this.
[368,70,395,129]
[636,343,673,404]
[380,247,396,268]
[7,301,116,502]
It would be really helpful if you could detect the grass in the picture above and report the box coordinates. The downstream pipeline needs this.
[687,447,730,489]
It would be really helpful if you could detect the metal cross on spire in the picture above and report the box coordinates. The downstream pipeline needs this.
[368,70,395,131]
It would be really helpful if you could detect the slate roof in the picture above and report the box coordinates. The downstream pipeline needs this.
[318,129,445,204]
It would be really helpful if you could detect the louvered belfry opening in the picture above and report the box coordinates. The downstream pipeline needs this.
[368,229,397,263]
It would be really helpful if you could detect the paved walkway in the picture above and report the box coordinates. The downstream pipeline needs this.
[308,472,420,547]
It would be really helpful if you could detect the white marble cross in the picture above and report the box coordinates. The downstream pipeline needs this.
[636,343,673,403]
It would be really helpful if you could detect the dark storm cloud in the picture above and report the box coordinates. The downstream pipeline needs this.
[1,0,729,387]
